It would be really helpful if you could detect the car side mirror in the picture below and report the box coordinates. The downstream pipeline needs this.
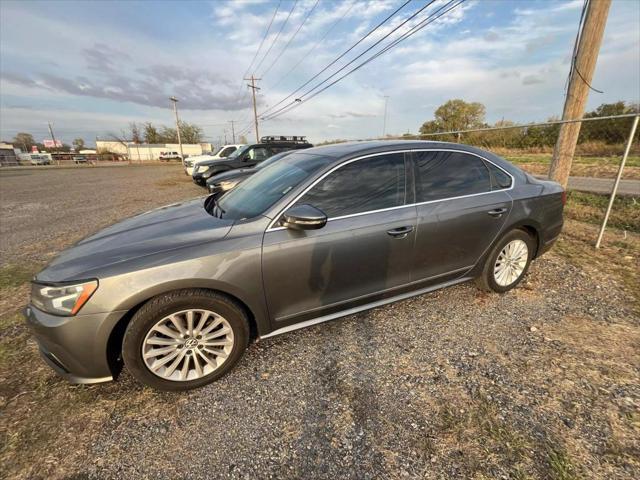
[281,204,327,230]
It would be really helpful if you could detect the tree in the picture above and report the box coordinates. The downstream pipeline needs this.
[12,132,35,151]
[72,138,85,152]
[177,121,203,144]
[419,99,486,136]
[130,122,142,144]
[143,122,160,144]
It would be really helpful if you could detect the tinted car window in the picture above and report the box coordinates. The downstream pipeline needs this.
[414,151,491,202]
[486,162,512,189]
[249,147,269,161]
[217,152,332,220]
[220,146,236,157]
[298,153,406,218]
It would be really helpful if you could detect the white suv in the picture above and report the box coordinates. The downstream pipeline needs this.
[183,144,244,176]
[159,151,182,161]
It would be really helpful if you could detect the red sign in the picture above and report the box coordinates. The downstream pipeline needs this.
[43,139,63,148]
[31,146,39,153]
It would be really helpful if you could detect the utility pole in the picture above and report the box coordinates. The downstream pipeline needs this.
[244,75,261,143]
[549,0,611,188]
[48,122,59,165]
[382,96,390,137]
[169,96,185,162]
[229,120,236,143]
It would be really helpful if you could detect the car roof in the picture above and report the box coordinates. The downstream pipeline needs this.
[300,140,524,180]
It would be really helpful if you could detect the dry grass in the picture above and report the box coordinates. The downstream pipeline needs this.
[503,153,640,179]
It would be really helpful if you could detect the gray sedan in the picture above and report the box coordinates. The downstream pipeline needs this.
[25,141,564,391]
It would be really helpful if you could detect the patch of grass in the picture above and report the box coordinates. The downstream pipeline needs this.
[545,444,579,480]
[154,176,192,188]
[554,219,640,310]
[565,191,640,233]
[0,264,39,289]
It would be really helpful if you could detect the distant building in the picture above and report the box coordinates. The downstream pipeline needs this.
[0,143,19,166]
[96,141,212,161]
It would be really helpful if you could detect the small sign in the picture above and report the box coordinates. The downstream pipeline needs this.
[31,145,39,153]
[43,139,63,148]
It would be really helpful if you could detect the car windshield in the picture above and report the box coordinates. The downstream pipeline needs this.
[254,151,292,170]
[216,152,331,220]
[226,145,250,159]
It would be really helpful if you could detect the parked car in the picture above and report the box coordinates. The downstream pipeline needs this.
[183,144,244,176]
[25,141,564,391]
[29,154,51,166]
[192,136,312,186]
[206,150,294,195]
[159,151,182,161]
[73,155,88,164]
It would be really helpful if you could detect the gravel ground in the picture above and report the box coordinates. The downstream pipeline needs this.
[1,166,638,479]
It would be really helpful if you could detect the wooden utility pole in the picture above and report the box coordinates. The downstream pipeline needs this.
[169,96,185,162]
[245,75,261,143]
[549,0,611,188]
[229,120,236,144]
[48,122,60,165]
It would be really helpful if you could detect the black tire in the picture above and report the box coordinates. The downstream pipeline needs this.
[122,289,249,391]
[475,228,535,293]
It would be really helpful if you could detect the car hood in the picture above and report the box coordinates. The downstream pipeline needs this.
[36,198,234,282]
[191,154,220,163]
[208,168,255,183]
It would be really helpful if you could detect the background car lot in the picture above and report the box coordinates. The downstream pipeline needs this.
[0,164,639,479]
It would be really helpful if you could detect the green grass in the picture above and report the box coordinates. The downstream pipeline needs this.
[0,264,39,289]
[545,444,579,480]
[565,191,640,233]
[504,154,640,167]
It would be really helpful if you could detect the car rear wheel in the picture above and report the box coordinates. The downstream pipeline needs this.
[476,229,535,293]
[122,289,249,391]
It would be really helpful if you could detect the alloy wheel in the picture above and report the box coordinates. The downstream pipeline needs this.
[493,239,528,287]
[142,309,234,381]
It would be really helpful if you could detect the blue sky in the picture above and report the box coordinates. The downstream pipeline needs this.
[1,0,638,146]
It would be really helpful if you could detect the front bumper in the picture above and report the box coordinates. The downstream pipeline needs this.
[24,305,127,384]
[192,172,209,186]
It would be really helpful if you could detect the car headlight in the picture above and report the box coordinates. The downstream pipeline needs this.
[31,280,98,316]
[219,180,239,191]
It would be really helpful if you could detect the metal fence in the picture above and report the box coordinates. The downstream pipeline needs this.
[369,113,639,247]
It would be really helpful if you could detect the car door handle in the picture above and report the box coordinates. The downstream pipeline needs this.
[387,226,414,238]
[487,208,508,217]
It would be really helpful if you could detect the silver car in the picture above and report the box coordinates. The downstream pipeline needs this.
[25,141,564,391]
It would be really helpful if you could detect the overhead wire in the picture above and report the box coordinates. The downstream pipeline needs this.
[260,0,321,78]
[257,0,413,119]
[268,0,357,91]
[263,0,467,121]
[262,0,441,120]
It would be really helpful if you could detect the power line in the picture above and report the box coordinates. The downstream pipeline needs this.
[260,0,320,78]
[262,0,441,120]
[268,0,356,91]
[257,0,413,119]
[242,0,282,81]
[263,0,467,122]
[253,0,298,75]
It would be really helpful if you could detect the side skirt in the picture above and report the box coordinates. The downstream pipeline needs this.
[259,276,473,340]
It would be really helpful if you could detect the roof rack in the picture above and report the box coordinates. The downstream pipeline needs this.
[260,135,308,144]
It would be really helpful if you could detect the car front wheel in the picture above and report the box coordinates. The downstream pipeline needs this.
[476,229,535,293]
[122,289,249,391]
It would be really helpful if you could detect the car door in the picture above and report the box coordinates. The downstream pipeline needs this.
[262,152,417,329]
[410,150,513,284]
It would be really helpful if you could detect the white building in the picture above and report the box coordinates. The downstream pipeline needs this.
[96,141,212,161]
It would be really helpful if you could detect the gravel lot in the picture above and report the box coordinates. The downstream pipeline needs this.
[0,165,638,479]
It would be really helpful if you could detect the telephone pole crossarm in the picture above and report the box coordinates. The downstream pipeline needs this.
[244,75,262,143]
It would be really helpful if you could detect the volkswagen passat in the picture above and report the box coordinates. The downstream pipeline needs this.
[25,141,564,391]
